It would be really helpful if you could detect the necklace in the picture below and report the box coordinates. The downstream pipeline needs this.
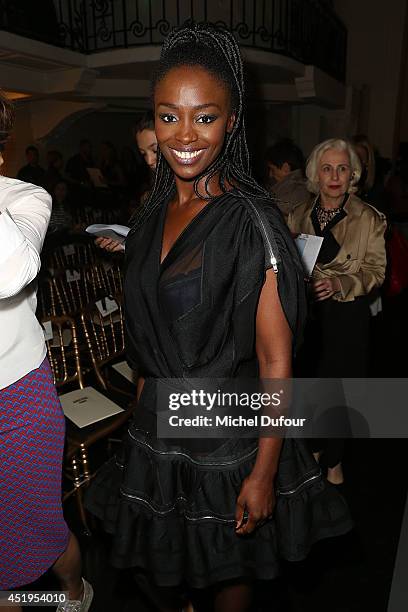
[316,203,342,230]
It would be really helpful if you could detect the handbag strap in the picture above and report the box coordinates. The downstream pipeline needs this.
[236,190,280,273]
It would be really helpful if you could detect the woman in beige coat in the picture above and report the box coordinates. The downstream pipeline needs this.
[288,138,386,484]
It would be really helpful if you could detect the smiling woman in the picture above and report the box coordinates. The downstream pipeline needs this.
[85,24,352,612]
[154,64,238,262]
[155,65,235,180]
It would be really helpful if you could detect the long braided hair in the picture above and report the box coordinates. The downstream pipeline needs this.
[131,22,269,230]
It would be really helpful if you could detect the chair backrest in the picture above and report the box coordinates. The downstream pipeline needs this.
[46,242,98,272]
[71,205,123,227]
[88,262,123,297]
[38,261,123,317]
[39,267,95,316]
[42,315,85,389]
[80,293,125,390]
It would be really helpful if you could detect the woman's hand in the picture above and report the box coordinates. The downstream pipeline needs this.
[95,236,124,252]
[235,475,276,535]
[234,267,287,536]
[313,277,341,301]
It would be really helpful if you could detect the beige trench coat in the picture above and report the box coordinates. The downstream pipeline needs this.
[287,194,387,302]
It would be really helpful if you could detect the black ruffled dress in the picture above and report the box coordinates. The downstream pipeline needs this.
[85,191,352,588]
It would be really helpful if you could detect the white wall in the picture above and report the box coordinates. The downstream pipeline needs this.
[334,0,407,157]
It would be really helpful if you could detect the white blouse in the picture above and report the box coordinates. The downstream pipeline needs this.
[0,176,51,389]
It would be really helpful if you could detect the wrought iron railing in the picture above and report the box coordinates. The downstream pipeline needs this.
[0,0,347,82]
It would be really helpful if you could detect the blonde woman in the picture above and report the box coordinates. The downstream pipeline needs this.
[288,138,386,484]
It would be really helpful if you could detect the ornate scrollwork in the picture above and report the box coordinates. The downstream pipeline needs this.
[91,0,112,45]
[1,0,346,82]
[92,0,110,15]
[129,19,147,38]
[253,25,273,45]
[71,1,87,51]
[96,23,112,43]
[156,19,171,39]
[234,21,251,41]
[213,20,229,32]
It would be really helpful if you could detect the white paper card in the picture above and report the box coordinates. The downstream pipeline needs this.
[43,320,53,341]
[66,269,81,283]
[86,223,129,245]
[369,294,383,317]
[112,361,138,384]
[60,386,124,428]
[294,234,324,277]
[63,244,75,256]
[96,297,119,317]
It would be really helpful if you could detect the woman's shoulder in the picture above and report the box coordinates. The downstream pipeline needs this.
[0,175,51,200]
[220,191,294,248]
[225,190,285,222]
[285,197,315,222]
[347,194,386,223]
[0,175,51,212]
[227,190,304,268]
[227,191,307,347]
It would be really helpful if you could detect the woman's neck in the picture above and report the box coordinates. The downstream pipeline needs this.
[174,172,223,207]
[319,192,346,210]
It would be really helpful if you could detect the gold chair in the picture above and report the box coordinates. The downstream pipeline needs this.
[80,293,136,398]
[42,314,135,534]
[46,241,98,272]
[51,269,93,316]
[86,262,123,301]
[71,205,122,227]
[38,262,121,318]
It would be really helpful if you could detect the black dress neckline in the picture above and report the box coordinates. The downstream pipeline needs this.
[158,189,236,272]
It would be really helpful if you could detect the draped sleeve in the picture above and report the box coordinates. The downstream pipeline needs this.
[233,197,307,353]
[262,200,308,350]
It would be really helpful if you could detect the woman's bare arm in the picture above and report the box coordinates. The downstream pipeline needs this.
[235,268,292,535]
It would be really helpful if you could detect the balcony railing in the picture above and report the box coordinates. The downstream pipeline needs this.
[0,0,347,82]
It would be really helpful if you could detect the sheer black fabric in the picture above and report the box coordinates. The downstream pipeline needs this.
[85,191,352,587]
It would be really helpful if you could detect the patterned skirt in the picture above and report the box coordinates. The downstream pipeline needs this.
[0,359,69,589]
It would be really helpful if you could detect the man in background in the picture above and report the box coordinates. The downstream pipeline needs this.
[65,139,94,185]
[17,145,46,187]
[266,138,311,219]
